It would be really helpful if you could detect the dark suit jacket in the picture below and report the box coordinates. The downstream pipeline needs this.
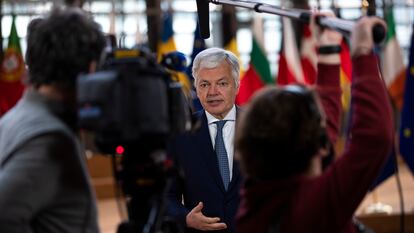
[167,110,242,233]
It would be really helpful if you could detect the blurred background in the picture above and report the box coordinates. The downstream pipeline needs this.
[1,0,414,233]
[1,0,412,73]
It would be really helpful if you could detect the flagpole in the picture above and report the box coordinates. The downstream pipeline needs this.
[145,0,161,53]
[208,0,386,44]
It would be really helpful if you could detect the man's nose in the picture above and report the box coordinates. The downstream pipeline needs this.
[207,84,219,95]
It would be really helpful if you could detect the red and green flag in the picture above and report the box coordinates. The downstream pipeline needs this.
[236,35,272,105]
[0,15,25,116]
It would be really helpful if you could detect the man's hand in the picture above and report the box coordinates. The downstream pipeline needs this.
[186,202,227,231]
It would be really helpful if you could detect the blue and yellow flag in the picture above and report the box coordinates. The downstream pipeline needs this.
[221,5,240,58]
[221,5,243,78]
[186,23,207,112]
[157,12,191,98]
[186,23,207,78]
[399,24,414,175]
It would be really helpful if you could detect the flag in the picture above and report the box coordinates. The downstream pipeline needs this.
[157,13,176,61]
[186,24,207,75]
[338,39,353,149]
[221,4,245,79]
[369,6,407,187]
[236,36,272,105]
[339,39,352,110]
[277,18,305,85]
[221,5,240,58]
[277,21,317,85]
[370,146,398,190]
[157,12,192,97]
[186,23,207,112]
[382,6,406,111]
[399,24,414,174]
[236,15,271,105]
[300,25,317,84]
[0,15,25,116]
[277,17,353,111]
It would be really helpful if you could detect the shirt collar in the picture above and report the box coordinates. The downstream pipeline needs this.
[206,105,236,125]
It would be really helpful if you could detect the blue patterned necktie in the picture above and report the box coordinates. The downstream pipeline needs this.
[215,120,230,190]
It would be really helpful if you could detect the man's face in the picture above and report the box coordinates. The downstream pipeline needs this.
[195,62,239,119]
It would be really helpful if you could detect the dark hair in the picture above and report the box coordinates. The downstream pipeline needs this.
[235,85,327,180]
[25,7,106,90]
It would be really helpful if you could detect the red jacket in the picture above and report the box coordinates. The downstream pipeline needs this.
[236,54,394,233]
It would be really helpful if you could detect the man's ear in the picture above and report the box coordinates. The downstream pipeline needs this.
[89,61,97,73]
[235,80,240,94]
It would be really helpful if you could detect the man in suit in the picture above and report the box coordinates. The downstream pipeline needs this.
[0,8,106,233]
[167,47,241,233]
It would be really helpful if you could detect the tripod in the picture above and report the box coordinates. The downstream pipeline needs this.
[112,139,179,233]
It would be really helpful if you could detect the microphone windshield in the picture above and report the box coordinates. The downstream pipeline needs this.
[196,0,210,39]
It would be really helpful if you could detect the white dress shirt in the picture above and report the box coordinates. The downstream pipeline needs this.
[205,105,236,180]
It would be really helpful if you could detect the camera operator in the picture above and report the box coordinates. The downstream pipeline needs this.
[235,15,392,233]
[0,7,106,233]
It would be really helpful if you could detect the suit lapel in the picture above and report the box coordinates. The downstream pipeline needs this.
[195,112,226,193]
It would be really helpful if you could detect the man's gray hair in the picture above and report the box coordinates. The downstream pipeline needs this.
[192,47,240,88]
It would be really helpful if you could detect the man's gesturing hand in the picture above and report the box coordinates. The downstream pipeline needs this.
[186,202,228,231]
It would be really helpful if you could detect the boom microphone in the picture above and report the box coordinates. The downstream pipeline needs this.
[196,0,210,39]
[208,0,386,44]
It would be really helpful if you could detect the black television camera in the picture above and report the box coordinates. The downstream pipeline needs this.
[77,47,191,233]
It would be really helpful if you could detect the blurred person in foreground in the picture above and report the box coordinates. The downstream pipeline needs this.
[0,7,106,233]
[235,15,393,233]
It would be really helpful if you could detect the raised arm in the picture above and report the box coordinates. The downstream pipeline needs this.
[327,16,393,222]
[311,11,343,146]
[300,16,393,232]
